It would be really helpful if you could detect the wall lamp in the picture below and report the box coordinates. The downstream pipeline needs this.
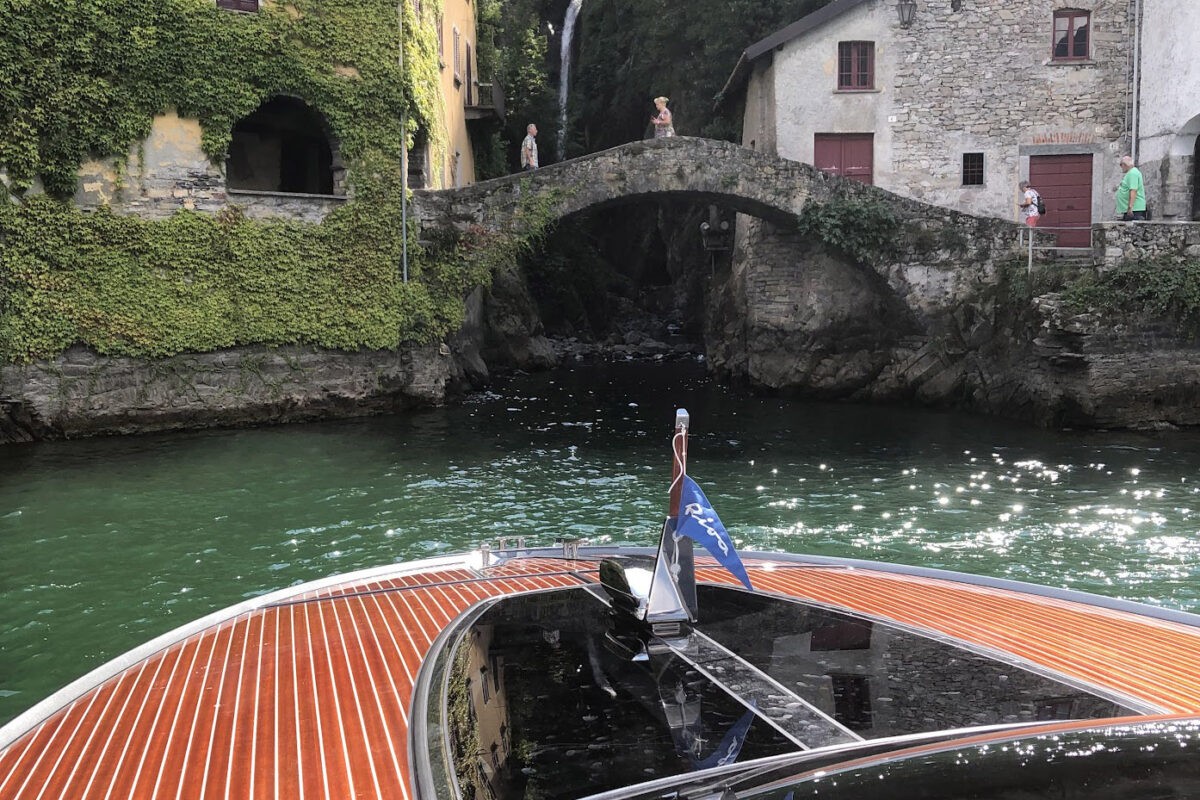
[898,0,917,27]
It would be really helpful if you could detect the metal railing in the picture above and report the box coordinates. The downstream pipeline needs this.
[1018,225,1094,272]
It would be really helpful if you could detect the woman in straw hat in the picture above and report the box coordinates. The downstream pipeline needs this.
[650,96,675,138]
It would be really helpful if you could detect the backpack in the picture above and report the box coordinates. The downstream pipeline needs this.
[1035,193,1046,215]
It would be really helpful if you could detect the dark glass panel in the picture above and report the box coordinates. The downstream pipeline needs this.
[963,152,984,185]
[838,43,852,88]
[694,584,1136,739]
[426,584,1143,800]
[440,589,796,800]
[1053,16,1070,58]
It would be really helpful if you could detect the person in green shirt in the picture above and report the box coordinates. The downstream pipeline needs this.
[1116,155,1147,221]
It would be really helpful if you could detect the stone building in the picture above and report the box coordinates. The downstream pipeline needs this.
[722,0,1200,244]
[68,0,497,222]
[1135,0,1200,221]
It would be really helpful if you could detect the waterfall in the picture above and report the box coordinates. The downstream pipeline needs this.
[558,0,584,158]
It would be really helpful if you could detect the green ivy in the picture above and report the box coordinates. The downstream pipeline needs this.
[1063,257,1200,333]
[438,179,569,275]
[0,0,443,197]
[796,196,900,265]
[0,195,490,362]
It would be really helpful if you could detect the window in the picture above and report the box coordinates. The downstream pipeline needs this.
[830,674,873,731]
[217,0,258,10]
[1052,10,1090,61]
[837,41,874,90]
[437,14,445,67]
[962,152,984,185]
[465,42,474,106]
[453,27,461,86]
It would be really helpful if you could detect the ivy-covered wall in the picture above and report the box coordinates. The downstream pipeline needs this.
[0,192,490,362]
[0,0,442,197]
[0,0,499,365]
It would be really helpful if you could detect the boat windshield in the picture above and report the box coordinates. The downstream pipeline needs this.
[420,583,1139,800]
[614,717,1200,800]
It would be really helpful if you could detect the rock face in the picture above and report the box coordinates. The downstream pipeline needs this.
[709,216,1200,431]
[0,343,460,444]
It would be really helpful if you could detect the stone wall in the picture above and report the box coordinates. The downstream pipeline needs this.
[1096,221,1200,268]
[1133,0,1200,221]
[0,344,461,444]
[713,208,1200,429]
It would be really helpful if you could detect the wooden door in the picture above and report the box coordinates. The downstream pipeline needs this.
[814,134,874,185]
[1029,154,1093,247]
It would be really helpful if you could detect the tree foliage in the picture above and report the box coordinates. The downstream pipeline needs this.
[570,0,834,152]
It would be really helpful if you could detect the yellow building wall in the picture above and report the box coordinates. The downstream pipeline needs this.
[428,0,480,188]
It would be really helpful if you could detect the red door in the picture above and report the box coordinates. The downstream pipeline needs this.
[814,134,874,185]
[1029,154,1093,247]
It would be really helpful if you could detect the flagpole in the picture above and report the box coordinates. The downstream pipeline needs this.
[668,408,689,518]
[667,409,697,620]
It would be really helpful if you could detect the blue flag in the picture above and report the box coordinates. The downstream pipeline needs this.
[677,476,753,590]
[692,705,757,769]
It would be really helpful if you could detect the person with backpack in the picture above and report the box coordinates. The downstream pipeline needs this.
[1018,180,1043,227]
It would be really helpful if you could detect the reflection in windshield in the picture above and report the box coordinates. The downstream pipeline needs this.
[444,589,794,800]
[695,585,1136,737]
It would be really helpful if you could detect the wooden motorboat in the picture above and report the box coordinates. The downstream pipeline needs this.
[3,410,1200,799]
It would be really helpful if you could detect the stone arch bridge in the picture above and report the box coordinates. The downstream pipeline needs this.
[413,137,1017,322]
[414,138,1124,428]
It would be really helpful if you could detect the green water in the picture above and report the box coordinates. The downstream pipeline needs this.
[3,360,1200,726]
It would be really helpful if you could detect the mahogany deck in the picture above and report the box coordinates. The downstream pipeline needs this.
[2,554,1199,800]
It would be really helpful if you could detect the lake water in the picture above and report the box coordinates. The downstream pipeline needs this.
[2,359,1199,726]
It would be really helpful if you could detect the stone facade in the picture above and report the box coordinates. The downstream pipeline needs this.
[1135,0,1200,221]
[739,0,1132,224]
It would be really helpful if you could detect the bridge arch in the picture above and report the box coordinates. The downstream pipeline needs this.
[413,136,1020,334]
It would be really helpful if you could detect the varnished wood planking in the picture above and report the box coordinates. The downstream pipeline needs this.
[0,569,584,799]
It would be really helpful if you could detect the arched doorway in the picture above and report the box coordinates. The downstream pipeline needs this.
[226,97,342,195]
[1192,134,1200,221]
